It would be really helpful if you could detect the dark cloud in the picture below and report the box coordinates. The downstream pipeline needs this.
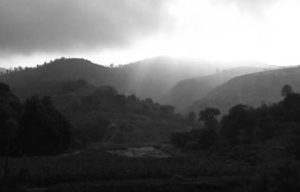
[0,0,172,55]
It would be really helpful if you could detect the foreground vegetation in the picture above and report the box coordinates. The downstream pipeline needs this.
[170,85,300,191]
[1,83,300,191]
[0,141,297,192]
[0,83,71,156]
[0,145,257,191]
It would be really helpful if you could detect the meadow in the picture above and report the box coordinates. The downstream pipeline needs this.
[2,145,254,191]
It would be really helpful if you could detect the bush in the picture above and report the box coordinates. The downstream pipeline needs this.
[250,160,300,192]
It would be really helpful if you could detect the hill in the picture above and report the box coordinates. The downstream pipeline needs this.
[119,56,223,101]
[189,66,300,115]
[162,67,266,112]
[0,56,224,101]
[0,79,193,152]
[46,80,193,144]
[0,58,122,97]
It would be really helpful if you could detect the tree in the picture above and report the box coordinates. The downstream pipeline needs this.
[161,105,175,114]
[1,119,19,185]
[20,96,71,155]
[197,108,220,149]
[220,104,254,145]
[127,94,138,103]
[198,128,217,149]
[199,107,220,129]
[0,83,21,184]
[0,83,72,156]
[187,112,196,122]
[281,84,293,97]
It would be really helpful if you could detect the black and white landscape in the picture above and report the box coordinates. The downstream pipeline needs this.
[1,0,300,192]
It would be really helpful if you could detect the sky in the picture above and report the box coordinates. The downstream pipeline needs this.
[0,0,300,68]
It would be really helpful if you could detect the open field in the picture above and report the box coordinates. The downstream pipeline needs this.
[1,145,253,191]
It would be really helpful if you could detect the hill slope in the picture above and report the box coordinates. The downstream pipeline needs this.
[189,66,300,114]
[0,57,222,100]
[162,67,266,112]
[47,80,193,144]
[0,58,120,97]
[119,56,222,101]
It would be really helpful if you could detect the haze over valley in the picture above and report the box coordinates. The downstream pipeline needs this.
[1,0,300,191]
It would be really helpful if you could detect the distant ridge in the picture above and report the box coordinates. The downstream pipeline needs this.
[0,57,223,100]
[119,56,223,101]
[0,58,119,97]
[0,57,279,110]
[188,65,300,115]
[162,66,267,112]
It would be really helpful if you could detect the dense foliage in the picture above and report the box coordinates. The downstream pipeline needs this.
[0,83,71,156]
[219,92,300,147]
[172,86,300,149]
[171,85,300,191]
[190,65,300,115]
[56,83,190,144]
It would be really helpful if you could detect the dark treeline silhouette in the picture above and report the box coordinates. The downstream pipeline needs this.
[172,85,300,149]
[0,83,71,156]
[78,86,175,116]
[0,57,81,75]
[58,82,189,145]
[1,78,300,191]
[189,65,300,116]
[171,85,300,191]
[0,79,184,154]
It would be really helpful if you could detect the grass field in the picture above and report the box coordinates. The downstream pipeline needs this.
[0,145,254,191]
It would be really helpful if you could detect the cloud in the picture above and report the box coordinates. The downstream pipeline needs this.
[213,0,278,15]
[0,0,172,55]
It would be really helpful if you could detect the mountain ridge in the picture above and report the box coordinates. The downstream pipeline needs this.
[0,57,222,100]
[0,56,278,111]
[162,67,268,112]
[188,65,300,115]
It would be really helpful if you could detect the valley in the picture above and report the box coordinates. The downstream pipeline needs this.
[1,0,299,191]
[0,57,300,192]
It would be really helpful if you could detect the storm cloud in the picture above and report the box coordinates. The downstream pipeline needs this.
[0,0,172,55]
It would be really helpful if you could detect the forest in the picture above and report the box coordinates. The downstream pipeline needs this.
[1,59,300,192]
[0,79,300,191]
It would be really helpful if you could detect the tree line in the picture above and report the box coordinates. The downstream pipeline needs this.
[171,84,300,156]
[0,83,71,156]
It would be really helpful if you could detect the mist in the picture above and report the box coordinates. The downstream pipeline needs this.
[1,1,300,191]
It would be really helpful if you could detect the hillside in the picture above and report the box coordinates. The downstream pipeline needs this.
[189,66,300,115]
[162,67,266,112]
[46,80,193,144]
[0,57,223,101]
[0,58,124,97]
[119,56,222,101]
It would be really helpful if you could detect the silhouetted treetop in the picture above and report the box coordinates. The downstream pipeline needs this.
[0,83,72,156]
[281,84,293,97]
[0,83,10,93]
[199,107,220,129]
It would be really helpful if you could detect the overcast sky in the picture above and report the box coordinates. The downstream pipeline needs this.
[0,0,300,67]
